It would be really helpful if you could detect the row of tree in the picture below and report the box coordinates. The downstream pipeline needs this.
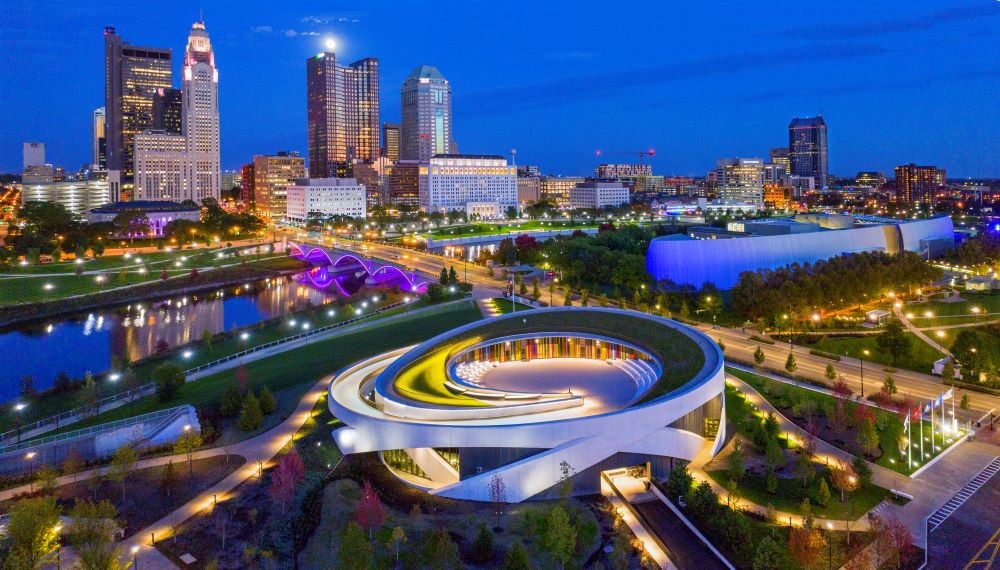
[731,251,942,322]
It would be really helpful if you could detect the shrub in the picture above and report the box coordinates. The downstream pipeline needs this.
[809,349,841,361]
[238,392,263,432]
[258,386,277,415]
[152,362,185,402]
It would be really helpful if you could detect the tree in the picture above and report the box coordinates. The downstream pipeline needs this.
[876,322,911,366]
[173,430,203,476]
[754,346,766,369]
[220,381,243,418]
[532,277,541,299]
[666,464,693,500]
[501,541,531,570]
[830,460,859,503]
[112,209,151,240]
[201,329,213,351]
[62,450,85,483]
[270,450,305,515]
[563,290,572,306]
[235,364,249,395]
[213,504,232,551]
[543,506,577,569]
[883,374,898,395]
[857,417,880,457]
[238,392,263,432]
[726,441,745,482]
[258,386,276,415]
[471,525,494,564]
[448,266,458,284]
[338,522,372,570]
[488,473,507,530]
[764,439,786,473]
[817,478,831,507]
[108,444,137,502]
[961,393,970,410]
[356,480,386,540]
[439,267,448,285]
[161,460,178,498]
[852,456,873,488]
[388,527,406,564]
[558,460,576,500]
[941,358,956,381]
[422,527,462,570]
[788,527,826,568]
[152,362,185,402]
[825,364,837,382]
[794,452,815,488]
[3,496,61,570]
[77,372,99,415]
[785,352,798,375]
[752,536,785,570]
[66,500,126,570]
[35,466,58,495]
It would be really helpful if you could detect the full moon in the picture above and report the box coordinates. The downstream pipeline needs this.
[324,37,336,51]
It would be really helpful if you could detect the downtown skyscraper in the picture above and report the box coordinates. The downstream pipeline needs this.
[133,20,221,202]
[180,20,220,200]
[400,65,455,162]
[306,53,380,178]
[104,26,172,199]
[788,116,828,188]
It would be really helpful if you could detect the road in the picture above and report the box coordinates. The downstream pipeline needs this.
[295,233,1000,424]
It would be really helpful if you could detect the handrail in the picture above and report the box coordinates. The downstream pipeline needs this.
[0,405,193,456]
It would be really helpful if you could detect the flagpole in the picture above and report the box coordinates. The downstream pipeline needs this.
[920,407,925,462]
[907,410,912,470]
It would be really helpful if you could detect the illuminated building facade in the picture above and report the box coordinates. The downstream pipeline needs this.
[240,163,255,207]
[306,53,380,177]
[788,116,828,188]
[539,176,585,207]
[151,88,182,135]
[400,65,455,162]
[382,123,400,162]
[285,178,367,222]
[134,130,187,200]
[253,152,306,220]
[714,158,765,204]
[855,171,887,189]
[21,180,112,215]
[92,108,106,170]
[384,160,421,208]
[595,163,651,178]
[895,164,945,205]
[419,154,516,217]
[104,26,173,195]
[181,20,221,202]
[569,181,629,210]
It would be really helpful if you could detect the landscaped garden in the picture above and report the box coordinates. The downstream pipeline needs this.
[801,332,944,376]
[727,367,963,476]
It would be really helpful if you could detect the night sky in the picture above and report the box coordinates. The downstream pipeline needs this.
[2,1,999,178]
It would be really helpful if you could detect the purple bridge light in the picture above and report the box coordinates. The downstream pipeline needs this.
[289,243,428,293]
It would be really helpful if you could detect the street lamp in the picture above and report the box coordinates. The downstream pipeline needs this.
[131,545,139,569]
[54,524,62,569]
[860,349,870,397]
[826,521,834,570]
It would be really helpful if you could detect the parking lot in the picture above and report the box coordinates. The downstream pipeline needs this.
[927,465,1000,569]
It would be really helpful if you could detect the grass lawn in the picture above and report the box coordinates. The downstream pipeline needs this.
[923,326,1000,367]
[0,249,291,306]
[393,309,707,406]
[706,468,888,520]
[36,301,483,436]
[727,367,964,476]
[905,293,1000,327]
[803,333,944,375]
[488,297,535,314]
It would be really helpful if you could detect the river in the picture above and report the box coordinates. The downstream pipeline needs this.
[0,270,364,400]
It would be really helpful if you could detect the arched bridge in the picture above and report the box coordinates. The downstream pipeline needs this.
[289,243,428,294]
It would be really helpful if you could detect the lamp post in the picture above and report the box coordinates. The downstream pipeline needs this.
[131,545,139,569]
[54,524,62,570]
[860,349,869,398]
[26,452,36,492]
[14,402,26,444]
[826,521,834,570]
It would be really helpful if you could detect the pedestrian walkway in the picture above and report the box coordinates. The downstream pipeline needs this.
[895,305,952,356]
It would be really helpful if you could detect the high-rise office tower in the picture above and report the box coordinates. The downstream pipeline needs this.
[788,116,828,188]
[92,108,106,170]
[769,147,790,173]
[241,163,256,208]
[104,26,172,186]
[400,65,455,162]
[152,87,182,135]
[23,142,45,170]
[253,152,307,220]
[382,123,400,162]
[894,164,945,205]
[714,158,765,204]
[181,20,221,201]
[306,53,380,178]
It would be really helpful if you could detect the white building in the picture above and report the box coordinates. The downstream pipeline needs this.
[569,180,629,210]
[419,154,517,219]
[714,157,765,205]
[23,142,45,170]
[87,201,201,237]
[134,131,187,201]
[181,20,220,201]
[20,180,111,215]
[134,20,220,203]
[286,178,366,222]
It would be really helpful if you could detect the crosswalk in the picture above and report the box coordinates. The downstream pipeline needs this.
[928,456,1000,532]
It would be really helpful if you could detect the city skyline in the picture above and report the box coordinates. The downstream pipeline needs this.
[2,1,999,177]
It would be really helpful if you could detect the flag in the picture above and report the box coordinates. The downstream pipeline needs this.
[903,413,910,430]
[943,388,954,401]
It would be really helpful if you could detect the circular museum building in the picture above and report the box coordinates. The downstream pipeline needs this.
[328,307,725,502]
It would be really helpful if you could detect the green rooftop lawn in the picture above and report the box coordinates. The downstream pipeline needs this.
[488,297,535,314]
[393,309,707,407]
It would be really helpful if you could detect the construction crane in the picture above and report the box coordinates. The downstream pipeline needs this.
[594,149,656,164]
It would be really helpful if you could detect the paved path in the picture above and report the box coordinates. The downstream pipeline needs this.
[895,304,953,356]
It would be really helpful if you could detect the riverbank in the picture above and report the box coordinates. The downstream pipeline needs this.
[0,256,309,328]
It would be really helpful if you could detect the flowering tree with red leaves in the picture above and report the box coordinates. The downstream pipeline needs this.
[833,378,853,399]
[356,480,386,540]
[269,449,305,514]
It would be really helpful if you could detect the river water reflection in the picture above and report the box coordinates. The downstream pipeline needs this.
[0,271,362,400]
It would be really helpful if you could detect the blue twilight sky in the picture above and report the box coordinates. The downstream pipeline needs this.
[2,0,999,178]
